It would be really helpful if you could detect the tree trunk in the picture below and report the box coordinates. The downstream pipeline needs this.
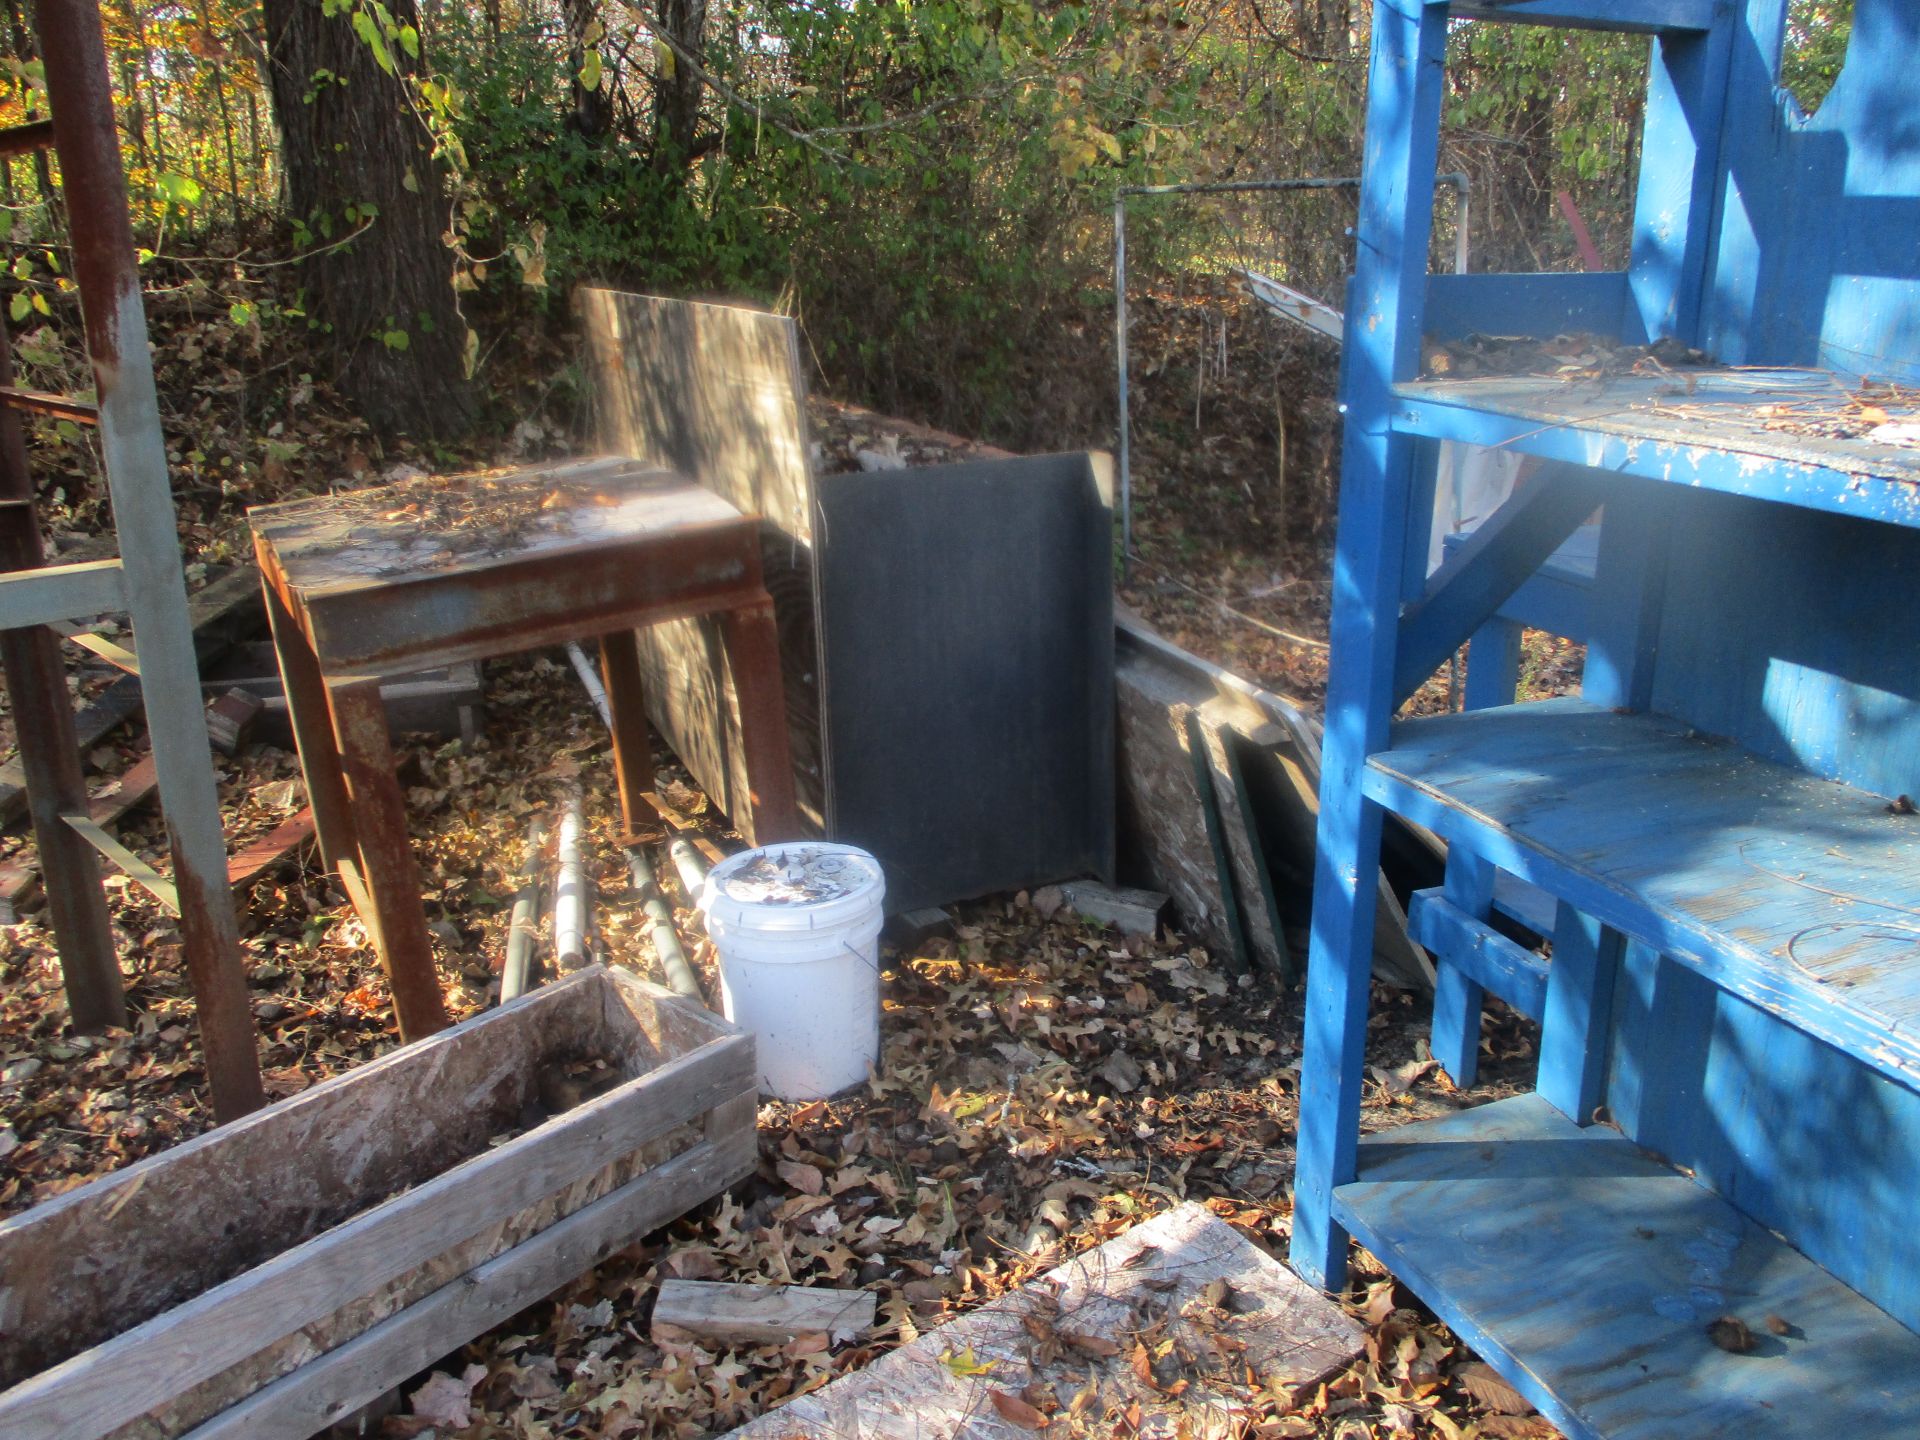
[259,0,474,440]
[650,0,706,178]
[563,0,613,141]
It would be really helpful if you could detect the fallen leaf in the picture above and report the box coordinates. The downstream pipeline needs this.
[1456,1361,1531,1415]
[989,1390,1050,1429]
[939,1344,997,1378]
[1061,1329,1121,1358]
[1706,1315,1755,1354]
[410,1363,487,1428]
[777,1158,826,1195]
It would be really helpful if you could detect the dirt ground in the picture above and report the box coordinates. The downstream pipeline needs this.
[0,280,1568,1438]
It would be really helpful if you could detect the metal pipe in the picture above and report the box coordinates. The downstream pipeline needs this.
[628,846,702,1001]
[500,816,545,1002]
[565,640,613,729]
[552,796,588,969]
[670,834,710,906]
[1113,196,1131,584]
[37,1,263,1117]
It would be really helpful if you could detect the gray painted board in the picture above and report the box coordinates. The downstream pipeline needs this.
[815,454,1114,913]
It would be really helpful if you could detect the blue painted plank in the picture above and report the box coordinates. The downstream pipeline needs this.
[1409,887,1549,1020]
[1361,699,1920,1088]
[1444,0,1717,32]
[1427,851,1500,1087]
[1626,20,1734,341]
[1333,1094,1920,1440]
[1610,948,1920,1332]
[1581,482,1671,710]
[1536,902,1622,1124]
[1390,369,1920,529]
[1648,489,1920,800]
[1289,0,1449,1293]
[1462,616,1523,711]
[1393,464,1605,707]
[1704,1,1920,385]
[1422,272,1636,345]
[1491,869,1557,936]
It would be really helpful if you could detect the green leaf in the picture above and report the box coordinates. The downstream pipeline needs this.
[30,292,48,317]
[8,292,29,322]
[381,327,410,351]
[939,1345,996,1378]
[229,301,256,327]
[397,23,419,58]
[579,48,602,92]
[155,172,203,205]
[9,257,28,281]
[401,166,421,194]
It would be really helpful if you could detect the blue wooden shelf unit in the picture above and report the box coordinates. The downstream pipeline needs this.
[1290,2,1920,1436]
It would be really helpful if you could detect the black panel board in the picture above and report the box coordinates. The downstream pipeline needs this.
[815,454,1115,914]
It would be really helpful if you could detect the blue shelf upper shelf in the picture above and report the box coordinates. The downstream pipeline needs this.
[1334,1093,1920,1440]
[1361,699,1920,1090]
[1392,368,1920,529]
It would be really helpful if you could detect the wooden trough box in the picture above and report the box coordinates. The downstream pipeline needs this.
[0,966,756,1440]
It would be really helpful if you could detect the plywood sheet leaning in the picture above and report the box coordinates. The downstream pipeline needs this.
[1115,612,1433,990]
[576,287,826,833]
[723,1201,1363,1439]
[815,455,1115,914]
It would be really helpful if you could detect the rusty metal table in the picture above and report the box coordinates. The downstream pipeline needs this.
[248,457,800,1039]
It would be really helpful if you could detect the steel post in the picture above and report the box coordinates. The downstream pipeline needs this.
[36,0,263,1116]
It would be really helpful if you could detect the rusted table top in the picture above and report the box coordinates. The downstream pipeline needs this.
[248,456,767,676]
[249,457,746,598]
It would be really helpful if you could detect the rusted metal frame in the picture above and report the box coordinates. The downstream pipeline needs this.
[597,630,656,840]
[0,556,125,628]
[257,550,355,874]
[37,1,263,1118]
[323,677,450,1041]
[717,597,802,845]
[227,807,318,890]
[61,811,179,913]
[287,525,767,677]
[0,118,54,156]
[0,385,99,424]
[51,619,138,673]
[0,285,122,1029]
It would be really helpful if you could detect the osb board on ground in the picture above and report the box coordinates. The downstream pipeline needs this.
[724,1202,1362,1439]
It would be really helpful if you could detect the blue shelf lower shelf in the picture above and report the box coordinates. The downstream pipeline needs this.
[1333,1094,1920,1440]
[1361,699,1920,1091]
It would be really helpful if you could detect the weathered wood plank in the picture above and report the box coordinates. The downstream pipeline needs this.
[0,1025,753,1440]
[1057,881,1166,936]
[724,1202,1363,1438]
[652,1281,877,1346]
[575,288,814,545]
[0,969,628,1391]
[177,1126,758,1440]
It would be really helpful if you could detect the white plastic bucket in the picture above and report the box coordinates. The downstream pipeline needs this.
[698,842,885,1100]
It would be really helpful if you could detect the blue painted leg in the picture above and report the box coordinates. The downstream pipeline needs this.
[1538,902,1624,1125]
[1287,0,1447,1293]
[1291,795,1387,1290]
[1463,616,1523,711]
[1429,849,1497,1087]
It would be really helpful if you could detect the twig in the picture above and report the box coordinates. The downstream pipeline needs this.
[1126,552,1328,651]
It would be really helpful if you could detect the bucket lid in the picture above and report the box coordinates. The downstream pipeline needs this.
[699,842,886,932]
